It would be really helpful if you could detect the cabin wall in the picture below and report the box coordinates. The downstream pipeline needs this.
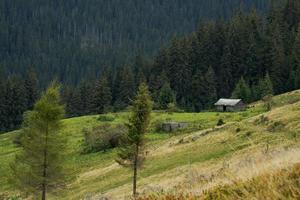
[227,106,238,112]
[216,105,224,112]
[215,103,246,112]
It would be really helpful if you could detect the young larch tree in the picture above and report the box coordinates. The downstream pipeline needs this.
[11,83,67,200]
[116,82,153,197]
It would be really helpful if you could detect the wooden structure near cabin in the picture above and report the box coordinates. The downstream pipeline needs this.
[214,98,246,112]
[161,122,188,132]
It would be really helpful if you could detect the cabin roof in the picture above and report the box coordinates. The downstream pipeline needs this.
[214,98,242,106]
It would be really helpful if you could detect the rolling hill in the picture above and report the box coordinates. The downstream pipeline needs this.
[0,90,300,199]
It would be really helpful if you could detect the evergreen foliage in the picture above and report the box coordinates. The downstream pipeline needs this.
[231,77,252,102]
[257,73,274,99]
[158,82,176,109]
[0,0,271,85]
[92,77,112,114]
[116,83,153,196]
[24,69,39,110]
[1,0,300,132]
[10,83,67,200]
[114,65,135,110]
[1,76,26,132]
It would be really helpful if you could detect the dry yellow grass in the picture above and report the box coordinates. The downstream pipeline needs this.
[137,162,300,200]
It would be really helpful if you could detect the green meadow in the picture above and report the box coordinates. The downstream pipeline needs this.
[0,90,299,199]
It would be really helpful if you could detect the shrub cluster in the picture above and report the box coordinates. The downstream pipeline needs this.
[82,124,126,153]
[216,119,225,126]
[97,115,115,122]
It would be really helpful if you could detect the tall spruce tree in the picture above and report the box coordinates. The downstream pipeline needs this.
[267,22,287,93]
[231,77,252,102]
[77,81,94,115]
[192,67,217,111]
[3,76,26,131]
[258,73,274,99]
[116,83,152,197]
[114,65,135,110]
[288,26,300,90]
[192,70,206,111]
[0,80,5,132]
[61,85,77,117]
[204,66,218,108]
[167,37,192,108]
[158,82,176,110]
[294,67,300,89]
[219,44,234,97]
[92,76,112,114]
[11,83,67,200]
[24,69,39,110]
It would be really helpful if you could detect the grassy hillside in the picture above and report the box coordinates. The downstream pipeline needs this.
[137,163,300,200]
[0,90,299,199]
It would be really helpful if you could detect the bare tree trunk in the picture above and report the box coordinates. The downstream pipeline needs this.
[133,145,139,198]
[42,184,46,200]
[42,125,49,200]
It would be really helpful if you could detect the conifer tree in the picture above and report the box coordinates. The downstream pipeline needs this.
[204,66,217,108]
[294,67,300,89]
[258,73,274,99]
[231,77,252,102]
[114,65,135,110]
[133,54,148,86]
[283,0,300,30]
[3,76,26,131]
[192,71,206,111]
[77,81,94,115]
[149,70,169,101]
[219,44,234,97]
[92,76,112,114]
[267,23,287,93]
[116,83,152,197]
[192,67,217,111]
[288,26,300,90]
[158,82,176,110]
[24,69,39,110]
[11,83,67,200]
[167,37,192,108]
[0,80,5,132]
[61,85,77,117]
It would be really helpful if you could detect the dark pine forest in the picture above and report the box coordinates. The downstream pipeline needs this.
[1,0,300,132]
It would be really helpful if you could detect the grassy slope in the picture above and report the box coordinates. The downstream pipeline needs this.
[0,90,299,199]
[137,163,300,200]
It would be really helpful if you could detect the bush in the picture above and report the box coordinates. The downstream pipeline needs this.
[262,94,273,111]
[255,115,269,125]
[97,115,115,122]
[217,119,225,126]
[82,124,126,153]
[167,103,183,113]
[236,127,241,133]
[267,121,285,132]
[13,132,23,146]
[0,194,21,200]
[152,120,164,133]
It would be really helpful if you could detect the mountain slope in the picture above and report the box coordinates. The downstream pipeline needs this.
[0,0,271,85]
[0,90,299,199]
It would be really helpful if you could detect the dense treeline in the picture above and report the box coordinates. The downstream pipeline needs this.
[0,70,38,132]
[0,0,271,86]
[61,0,300,112]
[1,0,300,133]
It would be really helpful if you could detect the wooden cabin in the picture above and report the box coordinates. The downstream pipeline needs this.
[214,98,246,112]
